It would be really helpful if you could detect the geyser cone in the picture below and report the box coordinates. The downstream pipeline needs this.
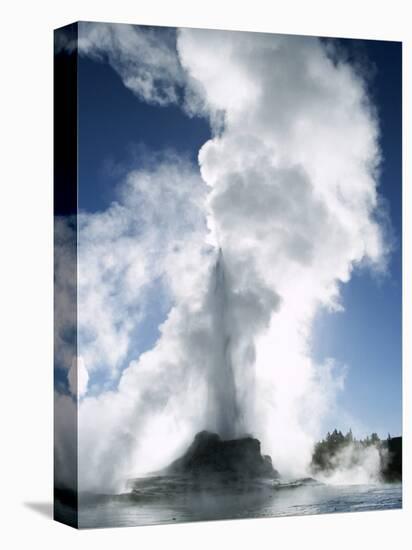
[167,430,279,478]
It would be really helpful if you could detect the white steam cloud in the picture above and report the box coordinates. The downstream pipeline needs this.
[68,356,89,398]
[177,29,385,476]
[316,443,385,486]
[55,26,387,491]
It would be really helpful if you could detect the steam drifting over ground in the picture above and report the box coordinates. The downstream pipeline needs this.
[55,25,388,492]
[314,441,387,486]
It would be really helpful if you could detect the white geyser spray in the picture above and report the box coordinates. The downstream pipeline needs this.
[206,248,280,439]
[55,27,389,492]
[207,249,239,438]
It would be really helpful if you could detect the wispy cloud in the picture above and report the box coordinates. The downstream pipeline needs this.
[76,22,185,105]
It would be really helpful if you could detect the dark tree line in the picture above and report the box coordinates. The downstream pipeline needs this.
[311,429,383,473]
[311,429,401,482]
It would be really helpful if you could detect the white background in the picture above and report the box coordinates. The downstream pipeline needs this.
[0,0,410,548]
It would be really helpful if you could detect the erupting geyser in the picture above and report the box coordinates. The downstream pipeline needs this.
[54,27,390,495]
[177,250,279,477]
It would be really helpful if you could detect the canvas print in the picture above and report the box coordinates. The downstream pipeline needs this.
[54,22,402,529]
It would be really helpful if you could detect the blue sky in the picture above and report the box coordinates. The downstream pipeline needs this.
[77,33,402,439]
[78,55,210,213]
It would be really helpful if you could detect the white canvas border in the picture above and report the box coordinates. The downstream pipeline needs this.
[0,1,409,548]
